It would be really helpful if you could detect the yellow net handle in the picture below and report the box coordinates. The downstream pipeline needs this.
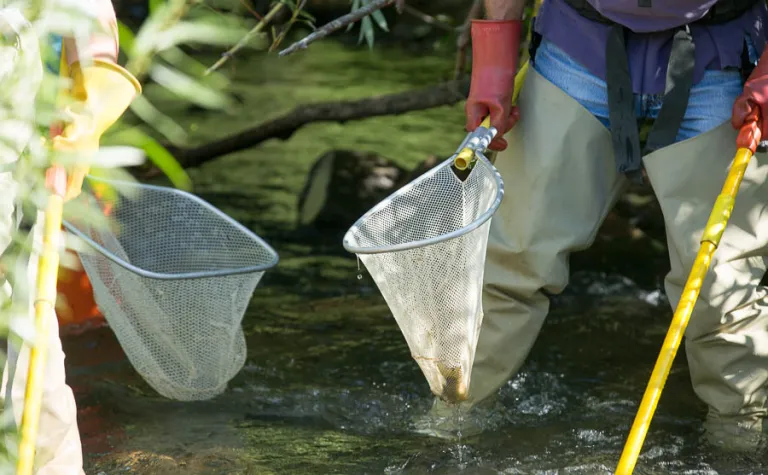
[16,192,64,475]
[614,111,763,474]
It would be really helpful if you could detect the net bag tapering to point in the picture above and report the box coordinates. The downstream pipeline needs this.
[62,176,279,401]
[343,148,504,404]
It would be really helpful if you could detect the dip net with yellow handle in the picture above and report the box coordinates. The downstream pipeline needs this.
[343,123,503,403]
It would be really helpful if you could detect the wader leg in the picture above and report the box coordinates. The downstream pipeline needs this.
[643,122,768,451]
[413,68,624,438]
[0,153,21,456]
[0,7,85,472]
[470,68,626,406]
[0,209,85,474]
[415,68,626,440]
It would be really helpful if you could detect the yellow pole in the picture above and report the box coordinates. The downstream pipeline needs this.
[16,176,65,475]
[15,46,72,475]
[614,113,762,474]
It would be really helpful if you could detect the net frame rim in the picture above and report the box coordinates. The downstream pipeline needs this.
[62,175,280,280]
[341,153,504,255]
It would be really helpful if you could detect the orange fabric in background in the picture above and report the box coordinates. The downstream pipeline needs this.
[56,184,114,335]
[50,46,111,335]
[56,243,106,335]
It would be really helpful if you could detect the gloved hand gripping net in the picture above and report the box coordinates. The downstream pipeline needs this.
[343,133,503,403]
[63,176,278,401]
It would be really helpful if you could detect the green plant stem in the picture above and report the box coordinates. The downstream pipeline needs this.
[277,0,394,57]
[204,1,286,75]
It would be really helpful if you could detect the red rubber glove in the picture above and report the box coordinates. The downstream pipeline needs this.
[733,46,768,143]
[465,19,522,152]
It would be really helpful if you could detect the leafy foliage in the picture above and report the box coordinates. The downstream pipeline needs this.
[347,0,389,49]
[0,0,260,468]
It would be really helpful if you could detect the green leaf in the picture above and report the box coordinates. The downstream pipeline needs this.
[359,15,374,48]
[347,0,360,32]
[116,21,136,54]
[139,20,246,53]
[149,0,166,15]
[110,128,192,191]
[149,63,232,110]
[128,95,188,145]
[159,47,230,90]
[297,9,315,22]
[142,139,192,192]
[370,8,388,32]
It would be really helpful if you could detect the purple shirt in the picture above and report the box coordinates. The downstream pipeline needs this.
[533,0,768,95]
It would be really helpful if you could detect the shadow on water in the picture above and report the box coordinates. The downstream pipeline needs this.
[64,39,768,475]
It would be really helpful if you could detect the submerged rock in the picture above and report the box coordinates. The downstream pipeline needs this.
[296,150,408,232]
[296,148,670,286]
[296,150,445,235]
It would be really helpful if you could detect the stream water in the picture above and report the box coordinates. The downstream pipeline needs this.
[62,38,768,474]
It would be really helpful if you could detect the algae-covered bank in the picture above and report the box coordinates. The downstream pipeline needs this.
[65,38,766,474]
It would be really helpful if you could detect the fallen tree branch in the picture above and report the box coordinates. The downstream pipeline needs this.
[174,78,470,168]
[277,0,395,57]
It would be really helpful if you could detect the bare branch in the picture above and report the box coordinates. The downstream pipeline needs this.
[167,78,470,169]
[277,0,395,57]
[268,0,308,53]
[205,1,286,75]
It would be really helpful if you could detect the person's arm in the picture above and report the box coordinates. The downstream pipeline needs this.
[484,0,527,21]
[49,0,140,201]
[61,0,119,66]
[464,0,526,151]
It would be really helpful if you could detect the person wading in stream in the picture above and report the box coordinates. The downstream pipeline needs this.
[415,0,768,451]
[0,0,139,472]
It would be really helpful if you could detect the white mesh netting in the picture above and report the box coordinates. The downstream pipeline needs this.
[64,177,278,401]
[343,157,502,403]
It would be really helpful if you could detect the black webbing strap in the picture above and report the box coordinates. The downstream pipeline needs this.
[644,27,696,154]
[562,0,758,182]
[604,25,642,182]
[604,24,696,183]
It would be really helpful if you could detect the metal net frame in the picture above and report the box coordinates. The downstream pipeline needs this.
[62,176,279,401]
[343,148,504,403]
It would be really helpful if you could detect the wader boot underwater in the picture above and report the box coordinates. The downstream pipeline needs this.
[642,123,768,453]
[8,34,140,475]
[416,66,768,450]
[3,213,86,474]
[415,0,768,443]
[413,67,628,439]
